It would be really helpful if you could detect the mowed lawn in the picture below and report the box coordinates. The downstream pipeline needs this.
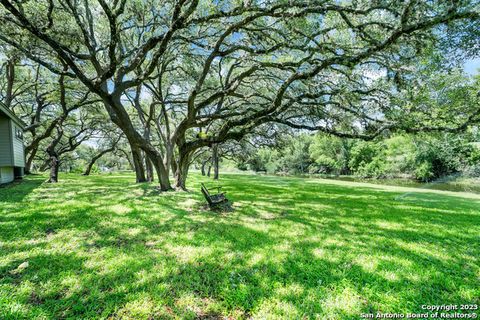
[0,173,479,319]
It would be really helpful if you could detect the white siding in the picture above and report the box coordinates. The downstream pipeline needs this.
[0,167,14,184]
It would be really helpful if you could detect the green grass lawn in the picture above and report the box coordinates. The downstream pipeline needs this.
[0,173,479,319]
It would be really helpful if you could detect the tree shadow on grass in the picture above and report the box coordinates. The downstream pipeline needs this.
[0,175,45,203]
[1,173,479,319]
[1,220,278,318]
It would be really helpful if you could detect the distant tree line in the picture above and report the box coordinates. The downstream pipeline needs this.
[237,131,480,182]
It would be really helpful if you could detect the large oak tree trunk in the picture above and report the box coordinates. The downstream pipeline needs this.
[25,148,37,175]
[118,149,135,171]
[144,149,171,190]
[83,162,95,176]
[103,94,172,190]
[143,126,154,182]
[83,147,114,176]
[174,151,190,190]
[48,155,60,183]
[145,157,154,182]
[163,143,174,178]
[171,160,177,178]
[131,145,147,182]
[146,151,172,191]
[5,58,15,108]
[212,144,219,180]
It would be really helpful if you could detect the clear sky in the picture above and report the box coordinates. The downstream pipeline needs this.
[464,58,480,75]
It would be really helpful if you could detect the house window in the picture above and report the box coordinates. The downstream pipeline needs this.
[15,127,23,140]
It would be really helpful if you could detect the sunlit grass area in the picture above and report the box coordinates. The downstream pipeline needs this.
[0,173,479,319]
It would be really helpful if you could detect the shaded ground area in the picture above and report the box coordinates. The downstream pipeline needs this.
[0,173,479,319]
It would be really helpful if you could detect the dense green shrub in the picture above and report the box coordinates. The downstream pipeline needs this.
[237,131,479,180]
[247,148,280,173]
[348,142,386,178]
[411,134,474,181]
[309,135,351,174]
[414,161,435,182]
[464,164,480,177]
[277,135,313,174]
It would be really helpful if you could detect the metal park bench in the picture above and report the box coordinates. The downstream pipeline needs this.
[201,183,228,209]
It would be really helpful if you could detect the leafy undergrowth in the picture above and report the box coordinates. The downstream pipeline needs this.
[0,173,479,319]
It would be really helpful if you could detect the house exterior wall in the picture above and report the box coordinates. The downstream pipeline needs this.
[10,121,25,167]
[0,166,14,184]
[0,115,13,167]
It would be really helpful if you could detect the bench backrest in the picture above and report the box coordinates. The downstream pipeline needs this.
[201,183,211,196]
[201,183,213,205]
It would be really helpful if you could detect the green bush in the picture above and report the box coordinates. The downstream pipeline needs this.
[277,135,313,174]
[464,164,480,178]
[411,134,473,181]
[240,131,479,180]
[414,161,435,182]
[309,135,351,174]
[236,162,248,171]
[247,148,279,173]
[348,141,386,178]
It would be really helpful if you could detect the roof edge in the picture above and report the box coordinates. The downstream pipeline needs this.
[0,102,27,129]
